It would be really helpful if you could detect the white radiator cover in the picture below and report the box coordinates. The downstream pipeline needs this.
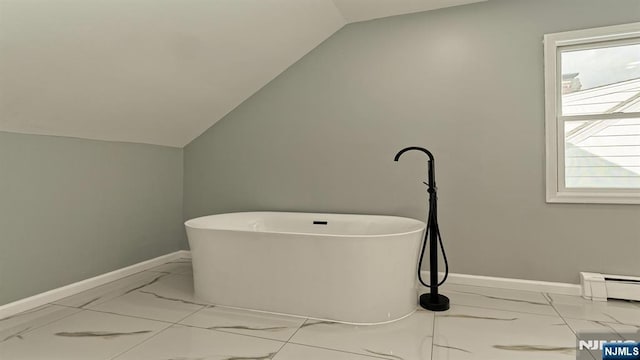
[581,272,640,302]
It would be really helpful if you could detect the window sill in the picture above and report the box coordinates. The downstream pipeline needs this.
[546,191,640,205]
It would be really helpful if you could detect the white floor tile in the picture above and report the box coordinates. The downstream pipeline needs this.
[180,305,306,341]
[147,258,193,275]
[87,274,206,323]
[548,294,640,326]
[433,305,575,360]
[274,343,382,360]
[54,271,170,308]
[565,318,640,360]
[565,318,640,337]
[0,310,169,360]
[437,283,556,316]
[114,324,284,360]
[290,310,434,360]
[0,305,80,343]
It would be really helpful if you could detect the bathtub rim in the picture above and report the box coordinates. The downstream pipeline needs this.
[184,211,426,238]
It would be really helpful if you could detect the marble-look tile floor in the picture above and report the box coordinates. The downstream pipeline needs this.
[2,258,640,360]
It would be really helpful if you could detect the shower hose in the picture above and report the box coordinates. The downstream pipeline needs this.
[416,184,449,288]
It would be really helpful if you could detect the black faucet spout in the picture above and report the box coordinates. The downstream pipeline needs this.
[393,146,434,162]
[394,146,436,189]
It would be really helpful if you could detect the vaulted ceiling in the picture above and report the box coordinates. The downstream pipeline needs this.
[0,0,485,147]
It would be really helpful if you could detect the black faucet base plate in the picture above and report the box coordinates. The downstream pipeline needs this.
[419,293,450,312]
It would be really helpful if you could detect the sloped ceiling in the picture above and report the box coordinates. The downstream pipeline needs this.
[332,0,485,23]
[0,0,485,147]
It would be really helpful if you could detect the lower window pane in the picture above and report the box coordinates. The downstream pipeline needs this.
[565,118,640,189]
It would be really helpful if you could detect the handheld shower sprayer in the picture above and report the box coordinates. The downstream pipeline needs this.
[394,146,450,312]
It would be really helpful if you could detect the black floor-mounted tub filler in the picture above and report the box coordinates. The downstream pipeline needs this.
[394,146,450,312]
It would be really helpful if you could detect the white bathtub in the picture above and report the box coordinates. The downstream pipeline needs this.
[185,212,425,324]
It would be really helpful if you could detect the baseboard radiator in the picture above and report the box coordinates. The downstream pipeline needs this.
[581,272,640,302]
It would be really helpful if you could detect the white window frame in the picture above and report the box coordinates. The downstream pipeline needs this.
[544,22,640,204]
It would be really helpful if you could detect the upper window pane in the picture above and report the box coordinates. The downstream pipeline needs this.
[561,43,640,116]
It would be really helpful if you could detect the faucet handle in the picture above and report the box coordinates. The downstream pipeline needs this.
[423,181,437,193]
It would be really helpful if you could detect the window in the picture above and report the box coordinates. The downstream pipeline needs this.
[544,22,640,204]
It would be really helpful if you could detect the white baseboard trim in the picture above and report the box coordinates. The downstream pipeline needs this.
[421,271,582,296]
[0,250,190,320]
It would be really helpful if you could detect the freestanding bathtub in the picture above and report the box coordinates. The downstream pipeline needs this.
[185,212,425,324]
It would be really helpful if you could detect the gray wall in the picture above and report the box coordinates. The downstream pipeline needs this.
[0,132,184,305]
[184,0,640,284]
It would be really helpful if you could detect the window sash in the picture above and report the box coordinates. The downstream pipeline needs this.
[560,113,640,122]
[556,39,640,118]
[556,118,640,193]
[544,22,640,204]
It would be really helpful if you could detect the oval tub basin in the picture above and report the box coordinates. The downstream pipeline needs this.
[185,212,425,324]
